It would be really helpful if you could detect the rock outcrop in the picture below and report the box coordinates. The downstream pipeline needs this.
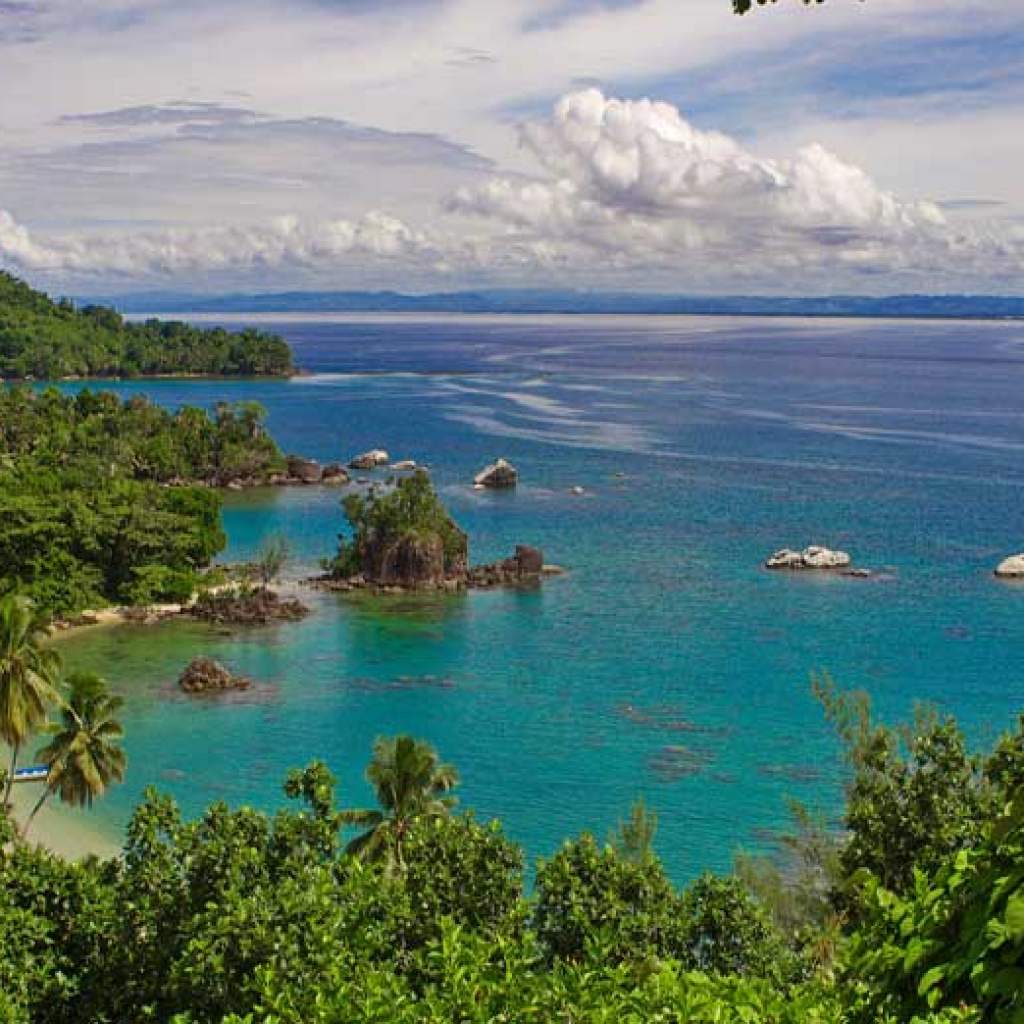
[994,554,1024,578]
[765,545,852,570]
[190,586,310,625]
[466,545,547,588]
[322,463,350,485]
[179,657,251,694]
[309,543,562,594]
[286,456,323,483]
[349,449,390,470]
[391,459,418,471]
[473,457,518,489]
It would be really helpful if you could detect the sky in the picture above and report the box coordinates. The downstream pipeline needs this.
[0,0,1022,296]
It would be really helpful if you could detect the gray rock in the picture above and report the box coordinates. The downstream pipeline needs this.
[349,449,390,470]
[473,457,518,489]
[765,545,851,570]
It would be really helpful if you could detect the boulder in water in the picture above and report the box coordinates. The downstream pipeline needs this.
[995,553,1024,578]
[473,457,518,489]
[322,463,350,485]
[765,545,851,570]
[179,656,251,694]
[515,544,544,576]
[349,449,390,470]
[286,456,323,483]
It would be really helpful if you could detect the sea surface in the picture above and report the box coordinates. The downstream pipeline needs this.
[54,313,1024,880]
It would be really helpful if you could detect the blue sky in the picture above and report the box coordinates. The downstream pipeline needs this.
[0,0,1021,294]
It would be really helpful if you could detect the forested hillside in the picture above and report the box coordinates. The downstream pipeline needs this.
[0,387,286,614]
[0,272,294,379]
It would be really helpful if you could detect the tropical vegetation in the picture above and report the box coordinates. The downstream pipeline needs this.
[0,271,294,379]
[0,595,61,807]
[340,734,460,867]
[325,470,468,580]
[23,671,126,837]
[0,386,287,614]
[0,687,1020,1024]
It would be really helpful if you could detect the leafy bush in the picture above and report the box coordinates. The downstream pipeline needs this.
[533,832,687,963]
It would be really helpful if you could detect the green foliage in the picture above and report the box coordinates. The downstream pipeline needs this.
[814,672,996,900]
[844,791,1024,1023]
[0,594,62,805]
[327,470,468,579]
[26,671,126,834]
[533,831,687,963]
[679,872,796,983]
[609,795,659,864]
[0,387,292,614]
[0,694,1021,1023]
[254,533,289,587]
[0,271,293,379]
[341,734,460,868]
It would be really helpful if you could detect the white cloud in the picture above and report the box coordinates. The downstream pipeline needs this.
[447,88,1022,287]
[0,208,438,277]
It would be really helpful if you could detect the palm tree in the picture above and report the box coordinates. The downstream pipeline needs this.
[22,671,126,837]
[0,594,62,808]
[341,734,459,869]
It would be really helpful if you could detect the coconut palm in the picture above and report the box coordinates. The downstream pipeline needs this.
[22,671,126,836]
[341,734,459,868]
[0,594,62,808]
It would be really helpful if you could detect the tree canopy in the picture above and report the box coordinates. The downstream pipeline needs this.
[0,387,287,614]
[0,271,294,379]
[0,703,1019,1023]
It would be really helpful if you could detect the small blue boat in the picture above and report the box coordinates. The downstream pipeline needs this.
[12,765,48,784]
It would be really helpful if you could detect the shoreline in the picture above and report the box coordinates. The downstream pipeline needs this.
[4,772,121,861]
[51,579,312,640]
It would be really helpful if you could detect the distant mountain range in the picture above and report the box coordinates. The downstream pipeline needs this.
[86,288,1024,319]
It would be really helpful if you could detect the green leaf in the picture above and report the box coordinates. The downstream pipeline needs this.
[918,964,946,996]
[1005,892,1024,941]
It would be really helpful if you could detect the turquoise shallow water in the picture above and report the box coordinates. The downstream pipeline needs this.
[53,314,1024,880]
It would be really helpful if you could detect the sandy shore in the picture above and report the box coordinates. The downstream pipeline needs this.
[6,782,121,860]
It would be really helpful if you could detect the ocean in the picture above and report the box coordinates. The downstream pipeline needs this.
[53,313,1024,880]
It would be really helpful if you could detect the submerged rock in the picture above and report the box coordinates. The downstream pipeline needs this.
[994,553,1024,577]
[765,545,851,571]
[179,656,251,694]
[473,457,518,489]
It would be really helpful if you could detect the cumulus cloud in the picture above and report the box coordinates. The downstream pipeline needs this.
[0,208,437,277]
[2,88,1022,291]
[446,88,997,280]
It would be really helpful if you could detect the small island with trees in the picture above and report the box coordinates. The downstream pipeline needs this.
[0,272,294,380]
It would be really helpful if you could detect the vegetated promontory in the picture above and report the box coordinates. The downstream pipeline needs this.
[0,271,293,379]
[0,386,289,616]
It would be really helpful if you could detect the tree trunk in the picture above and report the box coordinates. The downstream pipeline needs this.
[21,786,52,839]
[3,741,19,809]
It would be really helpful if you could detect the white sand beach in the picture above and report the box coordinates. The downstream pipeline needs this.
[6,781,121,860]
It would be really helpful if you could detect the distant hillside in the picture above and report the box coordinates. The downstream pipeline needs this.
[0,272,294,379]
[96,287,1024,319]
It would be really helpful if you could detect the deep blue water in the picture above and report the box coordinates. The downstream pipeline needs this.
[55,314,1024,879]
